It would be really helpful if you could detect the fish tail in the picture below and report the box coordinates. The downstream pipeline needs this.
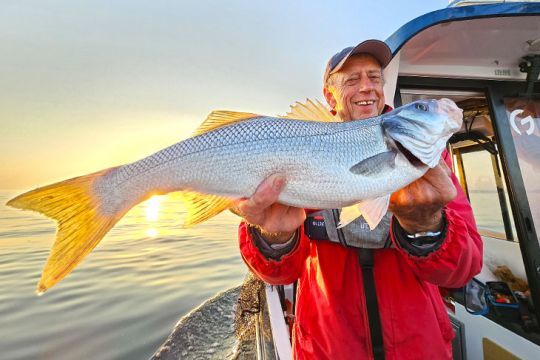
[6,167,127,294]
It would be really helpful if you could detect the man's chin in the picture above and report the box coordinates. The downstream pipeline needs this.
[352,108,378,120]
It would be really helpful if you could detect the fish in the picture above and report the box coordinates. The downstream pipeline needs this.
[7,98,463,294]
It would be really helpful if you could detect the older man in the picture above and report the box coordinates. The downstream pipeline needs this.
[234,40,482,359]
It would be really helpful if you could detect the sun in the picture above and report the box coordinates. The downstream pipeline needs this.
[146,196,162,221]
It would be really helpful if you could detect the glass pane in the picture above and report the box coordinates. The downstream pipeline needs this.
[504,99,540,247]
[461,150,510,238]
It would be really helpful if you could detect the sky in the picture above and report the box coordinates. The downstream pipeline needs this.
[0,0,449,190]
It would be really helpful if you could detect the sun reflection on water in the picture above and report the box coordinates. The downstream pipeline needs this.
[146,228,158,237]
[146,196,162,221]
[144,195,165,237]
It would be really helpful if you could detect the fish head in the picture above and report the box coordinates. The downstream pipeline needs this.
[382,98,463,168]
[394,98,462,127]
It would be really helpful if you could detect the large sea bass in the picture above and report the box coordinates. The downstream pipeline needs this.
[7,98,462,293]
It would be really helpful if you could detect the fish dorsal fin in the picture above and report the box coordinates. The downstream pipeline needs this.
[193,111,260,136]
[180,191,234,227]
[338,195,390,229]
[282,98,338,122]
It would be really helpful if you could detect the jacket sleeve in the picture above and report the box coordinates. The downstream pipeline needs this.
[390,152,483,288]
[238,221,311,285]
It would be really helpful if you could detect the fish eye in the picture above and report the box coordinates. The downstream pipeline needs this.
[415,103,428,111]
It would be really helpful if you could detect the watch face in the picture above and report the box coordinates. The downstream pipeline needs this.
[406,230,442,239]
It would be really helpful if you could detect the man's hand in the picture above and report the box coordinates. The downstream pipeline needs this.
[232,174,306,244]
[389,159,456,233]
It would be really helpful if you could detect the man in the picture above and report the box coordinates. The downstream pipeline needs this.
[234,40,482,359]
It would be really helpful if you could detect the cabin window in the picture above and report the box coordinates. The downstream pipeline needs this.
[504,98,540,247]
[453,146,516,240]
[399,89,517,241]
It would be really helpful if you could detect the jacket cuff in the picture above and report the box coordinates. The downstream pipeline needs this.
[249,225,300,261]
[392,212,447,257]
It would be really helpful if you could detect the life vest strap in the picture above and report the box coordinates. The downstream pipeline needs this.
[357,248,385,360]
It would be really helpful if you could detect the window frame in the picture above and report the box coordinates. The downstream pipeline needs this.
[451,142,515,241]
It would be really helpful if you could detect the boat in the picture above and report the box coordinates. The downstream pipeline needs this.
[153,1,540,358]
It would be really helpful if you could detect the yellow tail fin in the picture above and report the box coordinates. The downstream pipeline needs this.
[6,168,126,294]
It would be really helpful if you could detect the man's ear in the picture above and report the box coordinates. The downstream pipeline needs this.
[323,86,337,110]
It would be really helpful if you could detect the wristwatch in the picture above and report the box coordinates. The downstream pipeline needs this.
[391,213,448,256]
[406,230,442,239]
[404,217,447,246]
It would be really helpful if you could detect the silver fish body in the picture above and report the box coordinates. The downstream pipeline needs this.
[96,98,461,214]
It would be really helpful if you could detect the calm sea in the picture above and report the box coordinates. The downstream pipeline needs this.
[0,191,247,360]
[0,189,508,359]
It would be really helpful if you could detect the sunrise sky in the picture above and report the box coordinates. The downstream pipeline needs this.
[0,0,449,190]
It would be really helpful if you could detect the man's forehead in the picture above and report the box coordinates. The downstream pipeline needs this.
[339,54,383,73]
[345,69,383,76]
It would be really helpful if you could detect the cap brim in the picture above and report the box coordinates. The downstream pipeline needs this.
[331,39,392,75]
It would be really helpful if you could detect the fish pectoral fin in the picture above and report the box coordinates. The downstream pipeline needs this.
[338,195,390,229]
[349,150,397,176]
[281,98,338,122]
[193,111,260,136]
[181,191,234,227]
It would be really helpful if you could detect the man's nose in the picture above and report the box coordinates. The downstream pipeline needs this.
[357,75,375,92]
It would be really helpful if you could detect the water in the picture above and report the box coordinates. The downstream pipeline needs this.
[468,191,514,236]
[0,188,522,359]
[0,191,247,360]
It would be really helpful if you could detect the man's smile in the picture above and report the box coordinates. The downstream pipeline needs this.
[354,100,376,106]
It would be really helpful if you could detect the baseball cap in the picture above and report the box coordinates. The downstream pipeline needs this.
[323,39,392,85]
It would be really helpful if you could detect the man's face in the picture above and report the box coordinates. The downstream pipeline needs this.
[324,54,385,121]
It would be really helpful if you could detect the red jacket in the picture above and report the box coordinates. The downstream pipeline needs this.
[238,152,482,359]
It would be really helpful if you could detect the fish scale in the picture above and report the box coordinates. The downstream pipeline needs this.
[98,117,362,201]
[110,117,390,210]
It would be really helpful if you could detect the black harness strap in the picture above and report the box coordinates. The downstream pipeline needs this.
[308,212,387,359]
[357,248,385,360]
[332,209,348,247]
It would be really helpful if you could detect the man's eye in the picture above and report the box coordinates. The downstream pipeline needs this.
[369,75,382,83]
[345,77,360,85]
[415,103,428,111]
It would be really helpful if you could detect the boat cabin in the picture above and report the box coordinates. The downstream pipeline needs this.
[385,1,540,358]
[382,1,540,358]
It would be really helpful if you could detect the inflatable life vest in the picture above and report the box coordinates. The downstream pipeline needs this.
[304,210,393,249]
